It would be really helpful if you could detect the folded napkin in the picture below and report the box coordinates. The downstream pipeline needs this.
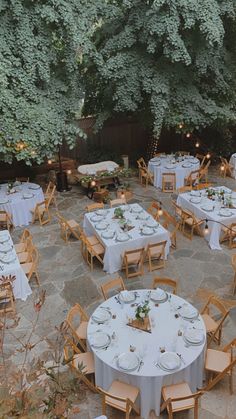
[179,305,198,318]
[92,309,109,322]
[185,328,204,343]
[160,352,179,370]
[152,288,166,299]
[90,332,109,347]
[118,353,138,370]
[120,290,131,302]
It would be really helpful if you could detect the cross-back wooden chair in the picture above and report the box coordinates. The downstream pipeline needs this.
[44,184,57,207]
[101,277,126,300]
[64,339,96,392]
[16,177,29,182]
[21,247,40,286]
[160,382,203,419]
[193,182,213,190]
[45,181,55,195]
[122,247,145,279]
[140,168,154,187]
[231,254,236,295]
[204,338,236,395]
[14,228,32,253]
[199,154,207,168]
[0,211,14,231]
[181,209,204,240]
[199,160,211,183]
[177,186,192,194]
[162,220,180,250]
[110,198,127,207]
[83,238,105,271]
[147,201,161,220]
[220,223,236,249]
[31,200,50,226]
[220,157,234,178]
[97,381,140,419]
[0,282,16,316]
[171,200,183,227]
[18,237,34,264]
[66,303,89,352]
[146,240,167,271]
[162,173,176,192]
[137,157,147,183]
[56,212,81,243]
[184,169,200,187]
[152,277,178,295]
[201,296,230,346]
[85,202,104,212]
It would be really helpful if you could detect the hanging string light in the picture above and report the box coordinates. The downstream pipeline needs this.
[90,179,96,187]
[186,132,191,138]
[195,141,200,148]
[206,152,211,159]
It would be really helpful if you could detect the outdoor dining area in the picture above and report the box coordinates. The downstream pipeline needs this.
[1,150,236,419]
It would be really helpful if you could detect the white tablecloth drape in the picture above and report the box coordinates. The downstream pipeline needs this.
[83,204,171,274]
[88,290,206,418]
[78,161,119,175]
[0,231,32,301]
[148,155,200,189]
[177,186,236,250]
[0,182,44,227]
[229,153,236,179]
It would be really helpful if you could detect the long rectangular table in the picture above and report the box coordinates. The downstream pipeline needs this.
[0,230,32,300]
[177,186,236,250]
[83,204,171,273]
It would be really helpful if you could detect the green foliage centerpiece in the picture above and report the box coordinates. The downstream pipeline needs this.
[114,207,125,219]
[127,301,151,333]
[135,301,150,322]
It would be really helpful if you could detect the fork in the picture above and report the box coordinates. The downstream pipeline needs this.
[137,360,144,372]
[177,353,186,365]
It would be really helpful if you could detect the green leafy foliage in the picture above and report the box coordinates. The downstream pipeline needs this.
[83,0,236,136]
[0,0,88,165]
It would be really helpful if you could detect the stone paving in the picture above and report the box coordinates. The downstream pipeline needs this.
[4,167,236,418]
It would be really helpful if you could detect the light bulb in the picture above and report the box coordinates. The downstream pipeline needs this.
[206,153,211,159]
[91,180,96,187]
[67,169,72,175]
[220,164,225,172]
[186,132,191,138]
[48,159,52,165]
[195,142,200,148]
[121,192,125,199]
[178,123,183,129]
[204,220,209,235]
[158,208,163,217]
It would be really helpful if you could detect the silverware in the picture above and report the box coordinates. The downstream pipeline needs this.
[115,296,121,305]
[137,360,144,372]
[177,353,186,365]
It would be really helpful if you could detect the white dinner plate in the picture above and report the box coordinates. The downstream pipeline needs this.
[28,185,40,190]
[145,219,159,228]
[150,158,160,162]
[190,197,201,204]
[0,199,9,205]
[151,162,161,166]
[159,352,181,371]
[117,352,140,371]
[179,304,198,320]
[0,233,10,244]
[141,227,155,236]
[92,308,111,323]
[165,164,176,169]
[90,332,111,349]
[95,222,108,230]
[219,209,233,217]
[0,254,16,264]
[131,205,143,213]
[90,214,104,223]
[95,209,108,216]
[184,328,205,345]
[119,290,136,303]
[201,205,214,212]
[0,243,13,253]
[23,193,34,199]
[182,163,192,168]
[137,212,150,221]
[190,191,201,197]
[150,288,168,302]
[101,230,115,239]
[116,233,130,242]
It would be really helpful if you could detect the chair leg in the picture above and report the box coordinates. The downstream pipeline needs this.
[194,399,199,419]
[233,273,236,295]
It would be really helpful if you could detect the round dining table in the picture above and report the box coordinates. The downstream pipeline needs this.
[229,153,236,179]
[148,154,200,190]
[87,289,206,419]
[0,182,44,227]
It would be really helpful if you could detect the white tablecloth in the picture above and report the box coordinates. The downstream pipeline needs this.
[83,204,171,274]
[177,186,236,250]
[0,182,44,227]
[78,161,119,175]
[148,155,200,189]
[229,153,236,179]
[0,231,32,301]
[88,290,206,418]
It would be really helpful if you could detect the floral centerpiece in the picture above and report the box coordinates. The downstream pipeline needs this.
[7,181,15,194]
[135,301,150,322]
[114,207,125,219]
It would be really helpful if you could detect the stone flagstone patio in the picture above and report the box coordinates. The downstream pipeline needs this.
[4,167,236,418]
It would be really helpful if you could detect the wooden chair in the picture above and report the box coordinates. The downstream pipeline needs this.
[171,200,182,226]
[83,238,105,271]
[147,201,161,220]
[0,211,14,231]
[101,277,126,300]
[231,254,236,294]
[0,282,16,316]
[146,240,166,271]
[160,382,203,419]
[205,338,236,394]
[137,157,147,180]
[152,277,178,294]
[140,168,154,187]
[161,220,180,249]
[44,184,57,207]
[184,170,200,187]
[98,381,140,419]
[14,229,32,253]
[220,157,234,178]
[193,182,213,190]
[199,160,211,183]
[56,212,82,243]
[162,173,176,192]
[177,186,192,194]
[201,296,230,346]
[220,223,236,249]
[85,202,104,212]
[15,177,29,182]
[18,238,34,264]
[45,181,55,195]
[66,303,89,352]
[110,198,127,207]
[181,209,204,240]
[196,153,206,166]
[178,151,190,155]
[122,247,145,279]
[21,247,40,286]
[31,200,50,226]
